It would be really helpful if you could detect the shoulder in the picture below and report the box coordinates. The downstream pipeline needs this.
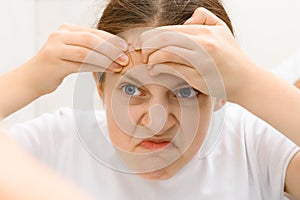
[6,108,108,169]
[9,107,106,134]
[220,103,298,156]
[222,103,255,135]
[7,108,107,158]
[222,103,299,174]
[223,102,280,135]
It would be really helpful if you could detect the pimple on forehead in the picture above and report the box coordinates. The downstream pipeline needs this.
[118,27,154,51]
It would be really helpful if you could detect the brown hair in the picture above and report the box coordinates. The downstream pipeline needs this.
[97,0,234,35]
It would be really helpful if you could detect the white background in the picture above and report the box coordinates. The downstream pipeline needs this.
[1,0,300,124]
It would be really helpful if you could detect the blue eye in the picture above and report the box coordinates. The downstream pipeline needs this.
[177,87,198,98]
[122,85,142,96]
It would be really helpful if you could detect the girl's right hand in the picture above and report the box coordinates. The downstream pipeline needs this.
[22,24,129,95]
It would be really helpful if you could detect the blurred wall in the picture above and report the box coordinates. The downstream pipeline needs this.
[223,0,300,68]
[1,0,300,124]
[1,0,101,124]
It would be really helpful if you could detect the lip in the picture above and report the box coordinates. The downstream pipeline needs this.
[139,140,174,150]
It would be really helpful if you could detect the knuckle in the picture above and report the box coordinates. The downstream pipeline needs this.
[48,31,62,41]
[59,24,71,30]
[75,48,88,60]
[195,7,206,14]
[41,46,59,64]
[43,46,53,55]
[200,30,218,51]
[79,32,93,45]
[202,38,217,51]
[97,29,107,37]
[201,27,213,35]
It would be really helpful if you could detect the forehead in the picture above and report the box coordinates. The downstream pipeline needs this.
[106,51,191,89]
[117,27,151,45]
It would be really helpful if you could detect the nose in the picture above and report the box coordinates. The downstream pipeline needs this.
[140,102,176,136]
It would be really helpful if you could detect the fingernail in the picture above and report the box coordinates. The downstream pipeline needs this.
[113,62,123,70]
[119,41,128,51]
[117,53,129,65]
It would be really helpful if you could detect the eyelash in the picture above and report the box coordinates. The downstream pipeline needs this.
[120,83,200,99]
[121,84,144,97]
[175,87,199,99]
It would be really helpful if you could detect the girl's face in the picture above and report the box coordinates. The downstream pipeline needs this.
[96,51,220,180]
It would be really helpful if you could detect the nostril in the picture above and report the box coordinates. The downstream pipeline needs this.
[147,104,167,134]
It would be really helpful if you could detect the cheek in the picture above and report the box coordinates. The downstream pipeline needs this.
[104,88,137,151]
[194,97,213,143]
[104,93,137,139]
[106,110,135,151]
[179,96,213,151]
[197,96,213,134]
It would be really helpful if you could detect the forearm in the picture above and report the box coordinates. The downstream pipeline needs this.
[0,63,42,118]
[0,129,92,200]
[231,64,300,146]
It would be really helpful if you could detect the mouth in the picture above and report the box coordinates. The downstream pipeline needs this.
[139,139,174,150]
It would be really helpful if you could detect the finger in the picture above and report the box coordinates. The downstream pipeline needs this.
[77,62,119,73]
[184,7,226,26]
[58,31,129,66]
[58,24,129,51]
[147,46,197,67]
[59,45,123,72]
[138,29,198,62]
[57,60,114,75]
[150,59,226,98]
[156,25,213,35]
[147,43,214,71]
[150,63,209,95]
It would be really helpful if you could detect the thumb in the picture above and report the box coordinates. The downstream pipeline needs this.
[184,7,226,26]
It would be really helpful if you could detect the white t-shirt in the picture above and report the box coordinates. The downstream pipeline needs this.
[7,103,299,200]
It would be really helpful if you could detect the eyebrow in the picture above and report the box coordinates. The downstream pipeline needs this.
[120,74,144,85]
[120,73,192,89]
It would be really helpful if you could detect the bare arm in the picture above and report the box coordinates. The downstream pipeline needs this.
[186,8,300,141]
[229,62,300,145]
[0,128,92,200]
[0,63,44,118]
[185,8,300,198]
[0,24,129,118]
[0,24,131,199]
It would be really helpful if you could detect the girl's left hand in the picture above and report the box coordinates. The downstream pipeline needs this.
[135,7,256,101]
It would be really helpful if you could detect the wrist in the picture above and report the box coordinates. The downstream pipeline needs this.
[19,57,61,96]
